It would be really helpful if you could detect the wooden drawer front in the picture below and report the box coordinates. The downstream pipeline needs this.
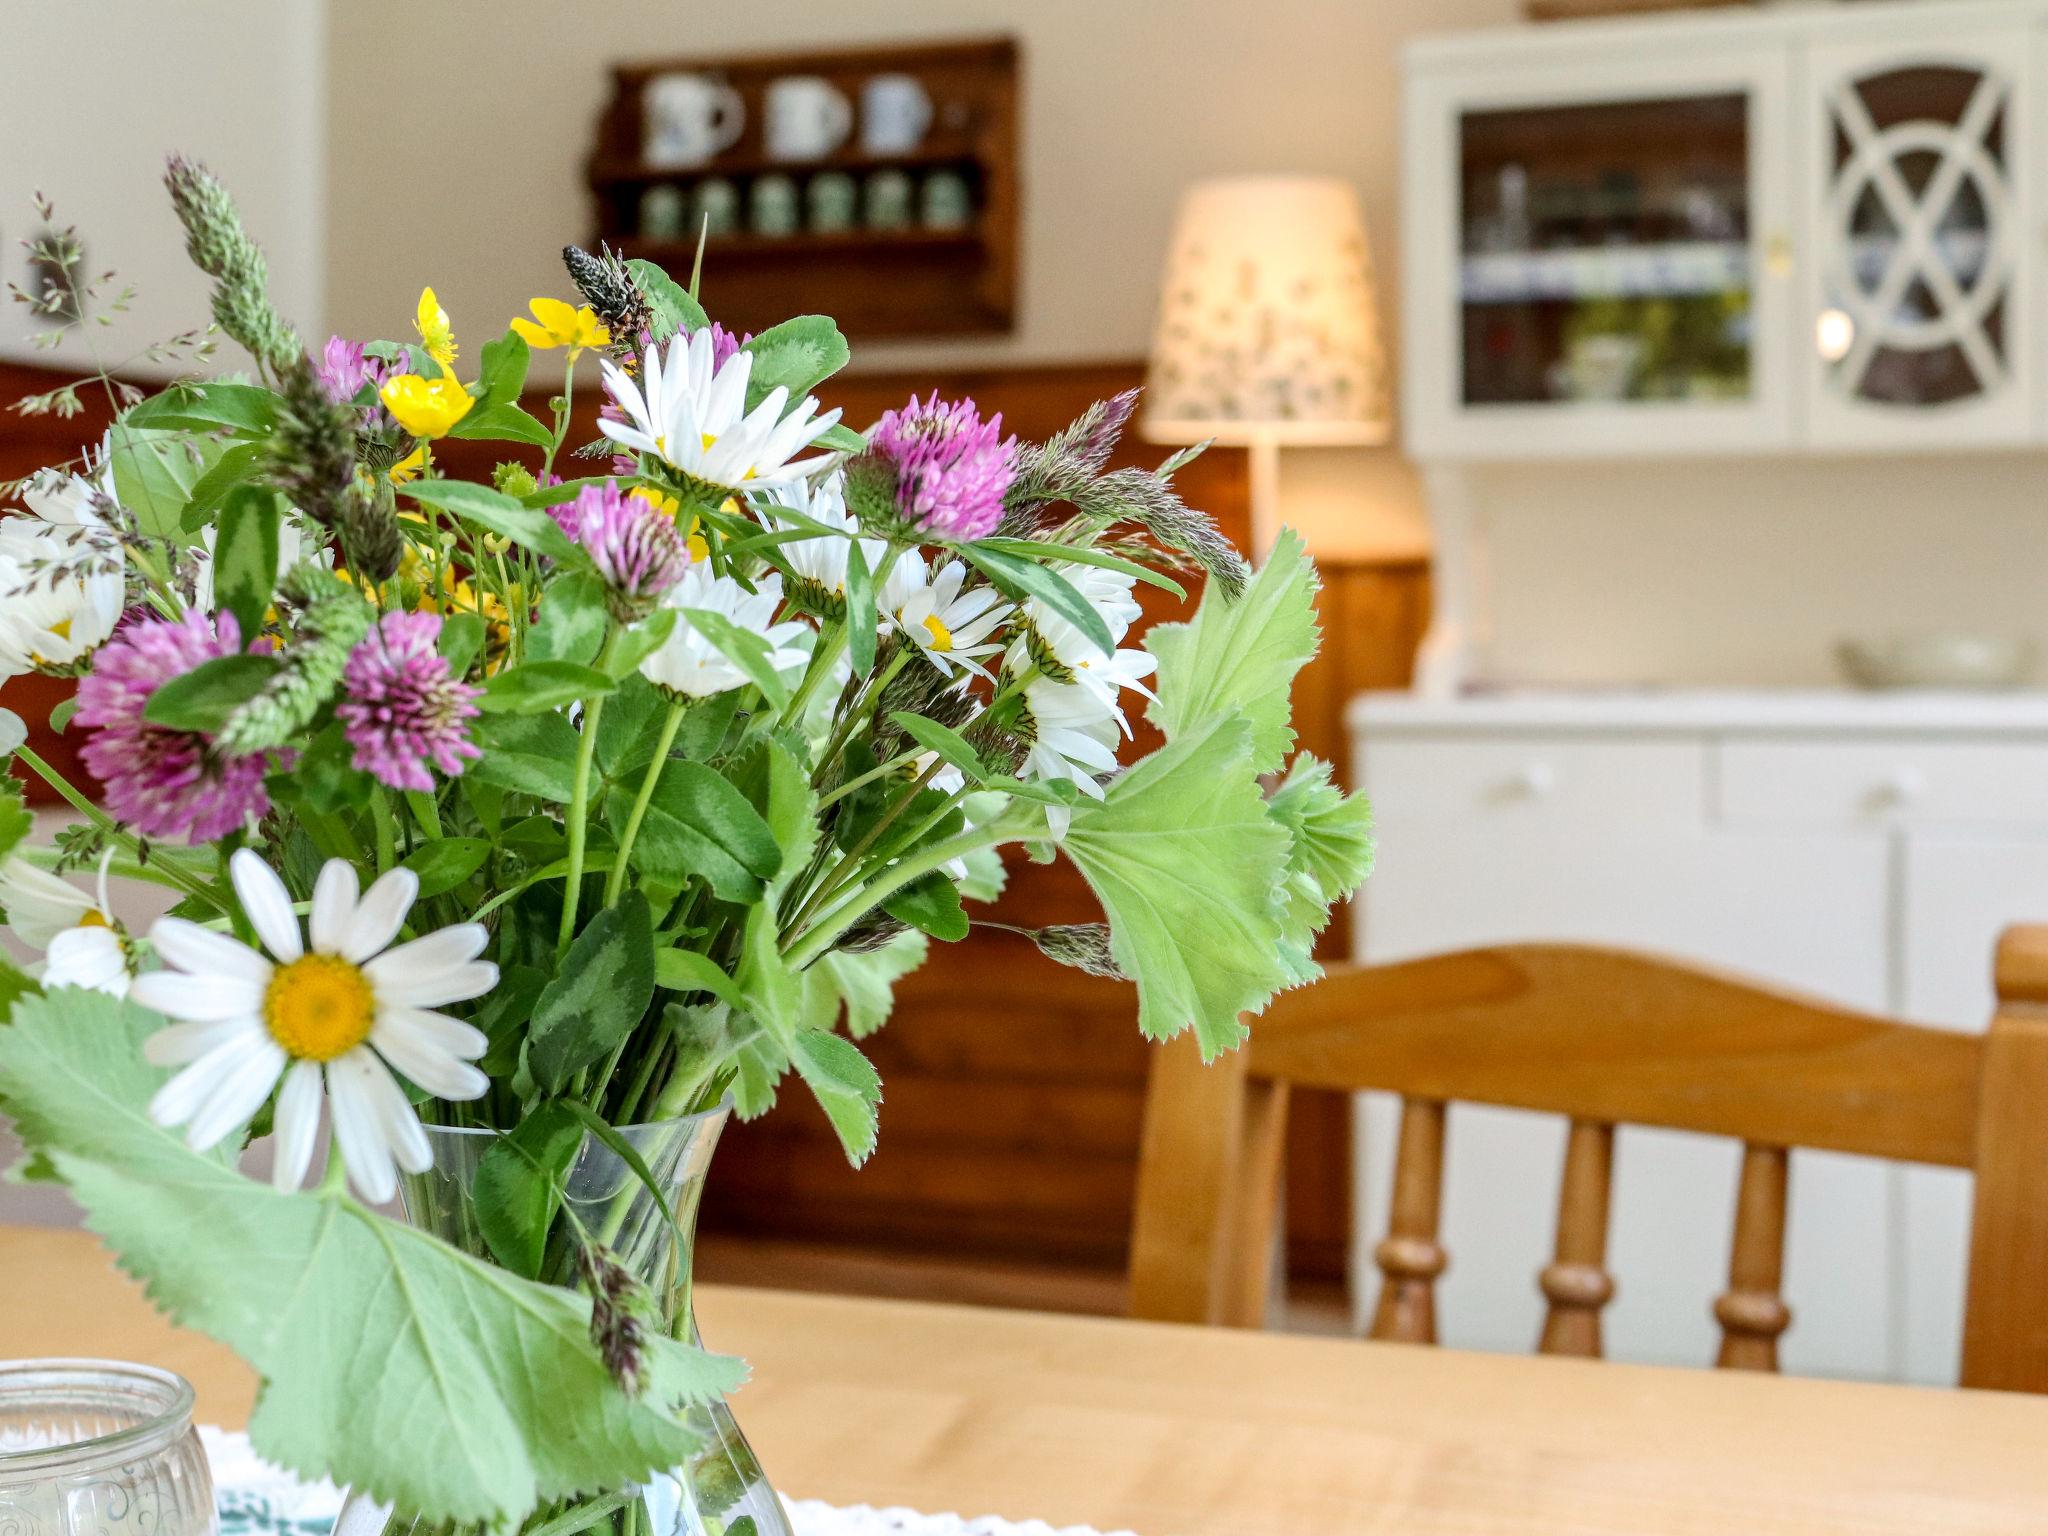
[1715,740,2048,828]
[1360,737,1707,830]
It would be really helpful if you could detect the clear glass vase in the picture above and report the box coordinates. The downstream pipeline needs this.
[333,1106,791,1536]
[0,1360,215,1536]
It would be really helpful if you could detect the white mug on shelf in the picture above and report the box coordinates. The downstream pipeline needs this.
[642,73,744,168]
[861,73,933,154]
[765,75,853,161]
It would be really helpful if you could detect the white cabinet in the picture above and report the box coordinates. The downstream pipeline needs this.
[1402,0,2048,460]
[1349,691,2048,1382]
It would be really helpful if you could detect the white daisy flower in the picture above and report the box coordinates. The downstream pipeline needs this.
[598,329,842,493]
[641,564,812,700]
[772,472,886,608]
[1025,564,1143,666]
[132,851,495,1203]
[1018,676,1128,838]
[0,450,125,680]
[0,709,23,757]
[882,553,1011,680]
[0,852,131,997]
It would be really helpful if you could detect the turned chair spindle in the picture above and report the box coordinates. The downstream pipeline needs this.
[1538,1118,1617,1358]
[1715,1143,1793,1370]
[1369,1097,1449,1344]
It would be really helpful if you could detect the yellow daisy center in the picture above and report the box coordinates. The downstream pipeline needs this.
[77,910,110,929]
[264,954,375,1062]
[921,613,955,651]
[51,617,73,641]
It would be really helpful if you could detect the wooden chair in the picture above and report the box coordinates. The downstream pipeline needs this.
[1129,929,2048,1391]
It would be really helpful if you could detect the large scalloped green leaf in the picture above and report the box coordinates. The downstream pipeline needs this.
[1144,526,1320,774]
[1060,718,1293,1058]
[0,990,745,1527]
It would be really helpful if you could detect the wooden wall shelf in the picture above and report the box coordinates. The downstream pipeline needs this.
[588,37,1019,340]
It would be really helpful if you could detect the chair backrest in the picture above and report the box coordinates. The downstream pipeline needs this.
[1129,928,2048,1391]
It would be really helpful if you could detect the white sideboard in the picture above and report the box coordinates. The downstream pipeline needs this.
[1347,689,2048,1384]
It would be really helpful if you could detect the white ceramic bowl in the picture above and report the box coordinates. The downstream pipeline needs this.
[1836,633,2038,690]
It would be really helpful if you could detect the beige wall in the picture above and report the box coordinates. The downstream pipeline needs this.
[0,0,326,378]
[324,0,1519,560]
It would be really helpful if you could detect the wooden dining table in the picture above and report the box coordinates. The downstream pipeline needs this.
[8,1223,2048,1534]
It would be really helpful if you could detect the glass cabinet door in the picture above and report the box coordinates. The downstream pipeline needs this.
[1459,92,1756,411]
[1402,46,1795,459]
[1805,23,2033,444]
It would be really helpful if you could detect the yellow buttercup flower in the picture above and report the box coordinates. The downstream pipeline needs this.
[631,485,708,560]
[416,287,457,370]
[511,296,609,351]
[388,445,428,484]
[381,374,474,439]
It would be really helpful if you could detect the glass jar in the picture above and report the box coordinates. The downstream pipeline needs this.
[0,1360,215,1536]
[334,1107,790,1536]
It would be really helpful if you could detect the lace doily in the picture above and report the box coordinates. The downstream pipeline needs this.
[201,1428,1136,1536]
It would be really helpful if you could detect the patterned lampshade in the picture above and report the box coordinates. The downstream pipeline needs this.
[1143,175,1391,446]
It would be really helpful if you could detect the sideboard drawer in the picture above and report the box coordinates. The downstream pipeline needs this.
[1360,737,1707,829]
[1716,739,2048,827]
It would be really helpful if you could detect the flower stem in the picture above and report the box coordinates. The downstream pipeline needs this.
[814,749,922,811]
[11,746,226,912]
[783,825,1008,969]
[557,632,618,952]
[602,698,686,906]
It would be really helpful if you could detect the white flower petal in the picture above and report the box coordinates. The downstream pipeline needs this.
[367,953,498,1009]
[350,1048,434,1175]
[371,1019,489,1101]
[143,1016,264,1067]
[385,1005,488,1058]
[0,857,98,948]
[184,1036,287,1151]
[343,867,419,962]
[230,849,303,963]
[363,923,488,983]
[45,927,130,997]
[130,971,266,1023]
[148,916,273,985]
[326,1053,398,1204]
[309,860,361,955]
[270,1059,324,1192]
[148,1037,251,1129]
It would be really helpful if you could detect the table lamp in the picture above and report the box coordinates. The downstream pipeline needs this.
[1142,175,1391,559]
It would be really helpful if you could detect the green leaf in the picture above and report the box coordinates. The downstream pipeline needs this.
[399,837,492,900]
[812,422,867,455]
[970,537,1186,599]
[472,1101,585,1278]
[0,776,31,865]
[530,572,608,666]
[470,714,581,801]
[963,546,1113,658]
[0,990,744,1528]
[611,761,779,903]
[212,486,281,642]
[740,316,849,413]
[449,401,555,448]
[527,894,656,1095]
[886,711,988,782]
[439,611,487,678]
[1146,526,1319,775]
[606,609,678,680]
[844,541,876,677]
[401,480,580,564]
[790,1028,882,1166]
[1265,754,1375,906]
[124,382,279,436]
[810,931,927,1039]
[48,696,79,734]
[654,948,742,1008]
[268,721,370,815]
[476,328,532,407]
[479,661,616,716]
[176,441,266,534]
[753,738,818,897]
[676,608,792,710]
[626,258,710,341]
[1061,717,1294,1058]
[882,872,968,942]
[110,428,222,544]
[143,654,279,733]
[734,905,802,1046]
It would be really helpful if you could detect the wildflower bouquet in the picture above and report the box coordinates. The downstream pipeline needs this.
[0,161,1371,1533]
